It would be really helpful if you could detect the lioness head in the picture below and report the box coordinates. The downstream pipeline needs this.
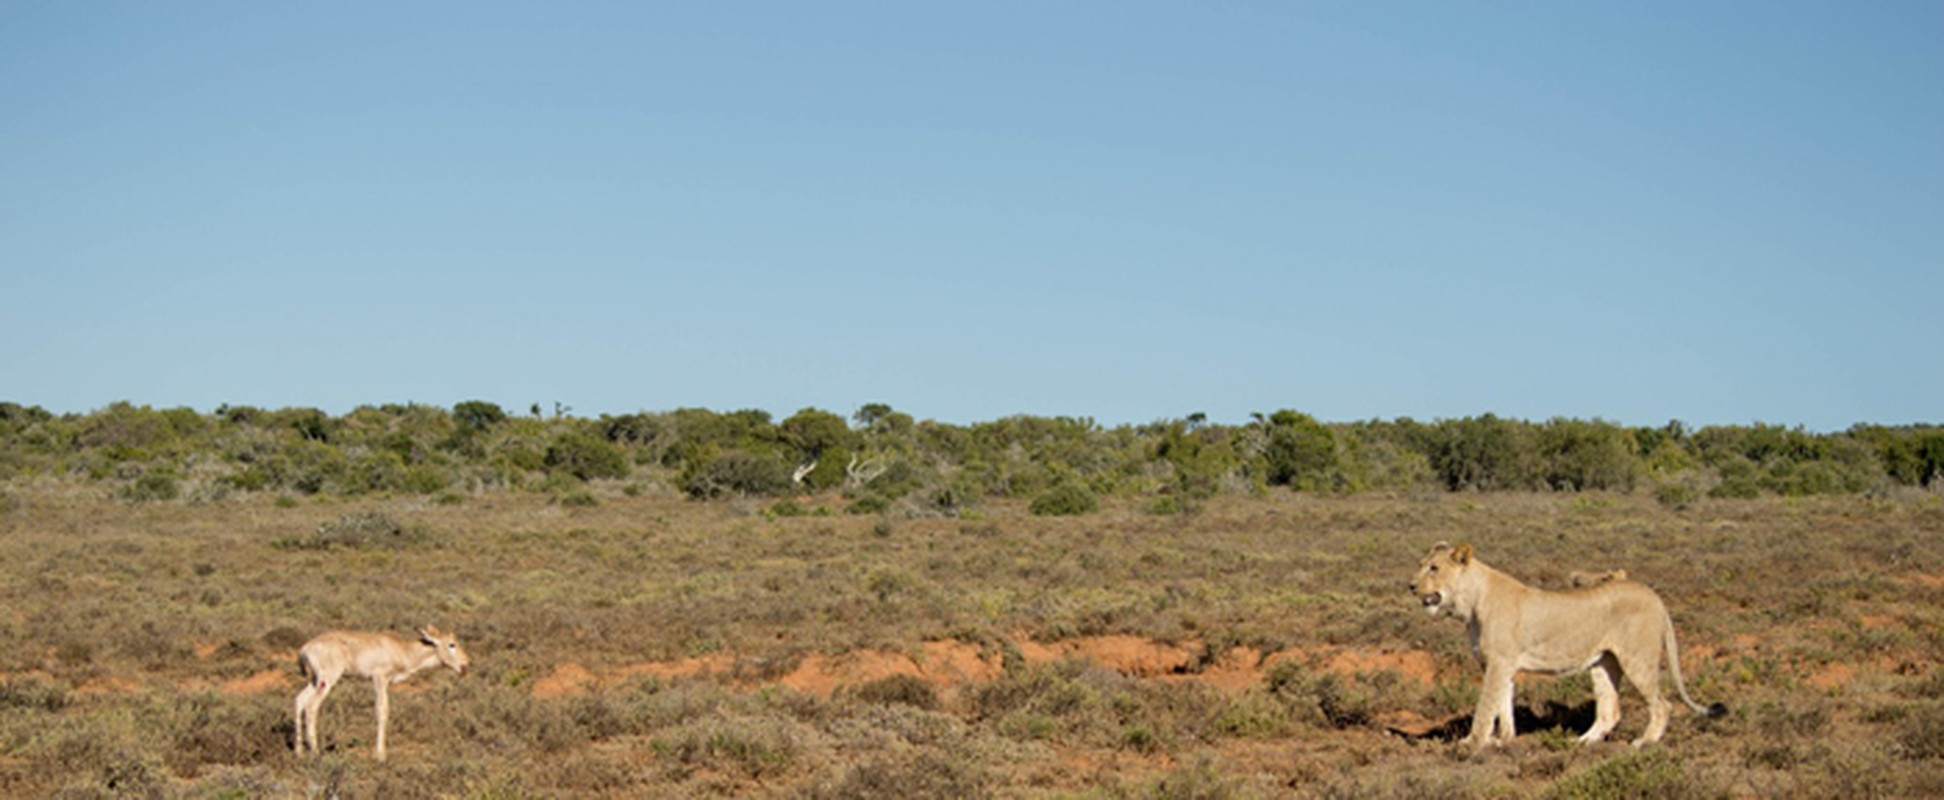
[1412,542,1473,616]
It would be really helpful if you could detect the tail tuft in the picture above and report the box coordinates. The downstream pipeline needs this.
[1704,702,1727,718]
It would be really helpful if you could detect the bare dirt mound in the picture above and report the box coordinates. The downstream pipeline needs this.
[220,669,291,695]
[1018,634,1195,677]
[781,650,925,695]
[531,662,600,699]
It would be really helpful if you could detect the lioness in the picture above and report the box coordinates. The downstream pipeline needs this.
[1412,543,1724,750]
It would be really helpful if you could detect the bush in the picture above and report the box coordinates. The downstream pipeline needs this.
[452,400,506,431]
[847,674,940,711]
[121,469,180,503]
[1899,702,1944,760]
[545,432,630,481]
[1263,410,1339,490]
[274,512,430,550]
[802,749,994,800]
[1537,418,1639,492]
[153,692,285,775]
[1545,749,1724,800]
[1145,756,1245,800]
[684,451,793,499]
[842,493,890,515]
[1029,483,1098,516]
[0,676,68,712]
[1266,660,1379,729]
[1651,470,1707,509]
[651,714,801,780]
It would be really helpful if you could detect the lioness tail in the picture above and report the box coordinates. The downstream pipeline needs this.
[1662,610,1726,718]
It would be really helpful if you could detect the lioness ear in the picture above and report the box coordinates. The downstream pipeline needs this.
[1451,543,1473,565]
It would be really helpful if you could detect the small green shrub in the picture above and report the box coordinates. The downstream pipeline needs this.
[1899,702,1944,760]
[545,432,630,481]
[1146,495,1185,515]
[846,494,891,515]
[1652,470,1706,509]
[400,464,451,494]
[122,470,181,502]
[273,512,430,550]
[1146,755,1245,800]
[801,749,994,800]
[1546,749,1724,800]
[1266,660,1378,729]
[1122,724,1160,752]
[1212,691,1289,738]
[684,452,792,499]
[1029,483,1097,516]
[153,692,285,774]
[848,674,939,711]
[651,714,801,780]
[0,676,68,712]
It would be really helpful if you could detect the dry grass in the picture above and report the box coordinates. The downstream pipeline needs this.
[0,484,1940,797]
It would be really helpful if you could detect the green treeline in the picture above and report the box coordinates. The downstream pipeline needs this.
[1,401,1939,513]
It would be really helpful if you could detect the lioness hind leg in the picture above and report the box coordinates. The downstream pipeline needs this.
[1578,655,1623,745]
[1622,654,1671,746]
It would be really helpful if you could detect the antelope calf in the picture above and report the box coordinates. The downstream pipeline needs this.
[293,625,471,760]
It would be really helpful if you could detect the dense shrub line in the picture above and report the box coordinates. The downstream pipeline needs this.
[0,401,1938,510]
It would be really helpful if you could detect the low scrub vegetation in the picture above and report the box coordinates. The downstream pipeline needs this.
[0,484,1938,796]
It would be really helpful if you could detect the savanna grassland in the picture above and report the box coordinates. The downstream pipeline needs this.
[2,483,1941,798]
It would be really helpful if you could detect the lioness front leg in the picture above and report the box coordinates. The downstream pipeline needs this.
[1468,664,1517,750]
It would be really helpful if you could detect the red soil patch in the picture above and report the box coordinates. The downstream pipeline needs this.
[1322,648,1437,684]
[1373,709,1443,737]
[778,642,1002,696]
[530,655,739,698]
[920,641,1002,687]
[1807,654,1910,692]
[1172,646,1264,691]
[1904,573,1944,588]
[613,654,736,683]
[75,676,140,695]
[781,650,923,695]
[220,669,290,695]
[521,637,1441,699]
[1071,636,1196,676]
[532,662,599,699]
[1808,662,1856,691]
[1016,634,1195,677]
[1263,646,1439,686]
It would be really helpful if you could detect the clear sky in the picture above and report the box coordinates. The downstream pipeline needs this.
[3,2,1938,430]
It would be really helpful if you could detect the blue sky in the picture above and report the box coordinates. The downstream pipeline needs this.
[3,3,1938,430]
